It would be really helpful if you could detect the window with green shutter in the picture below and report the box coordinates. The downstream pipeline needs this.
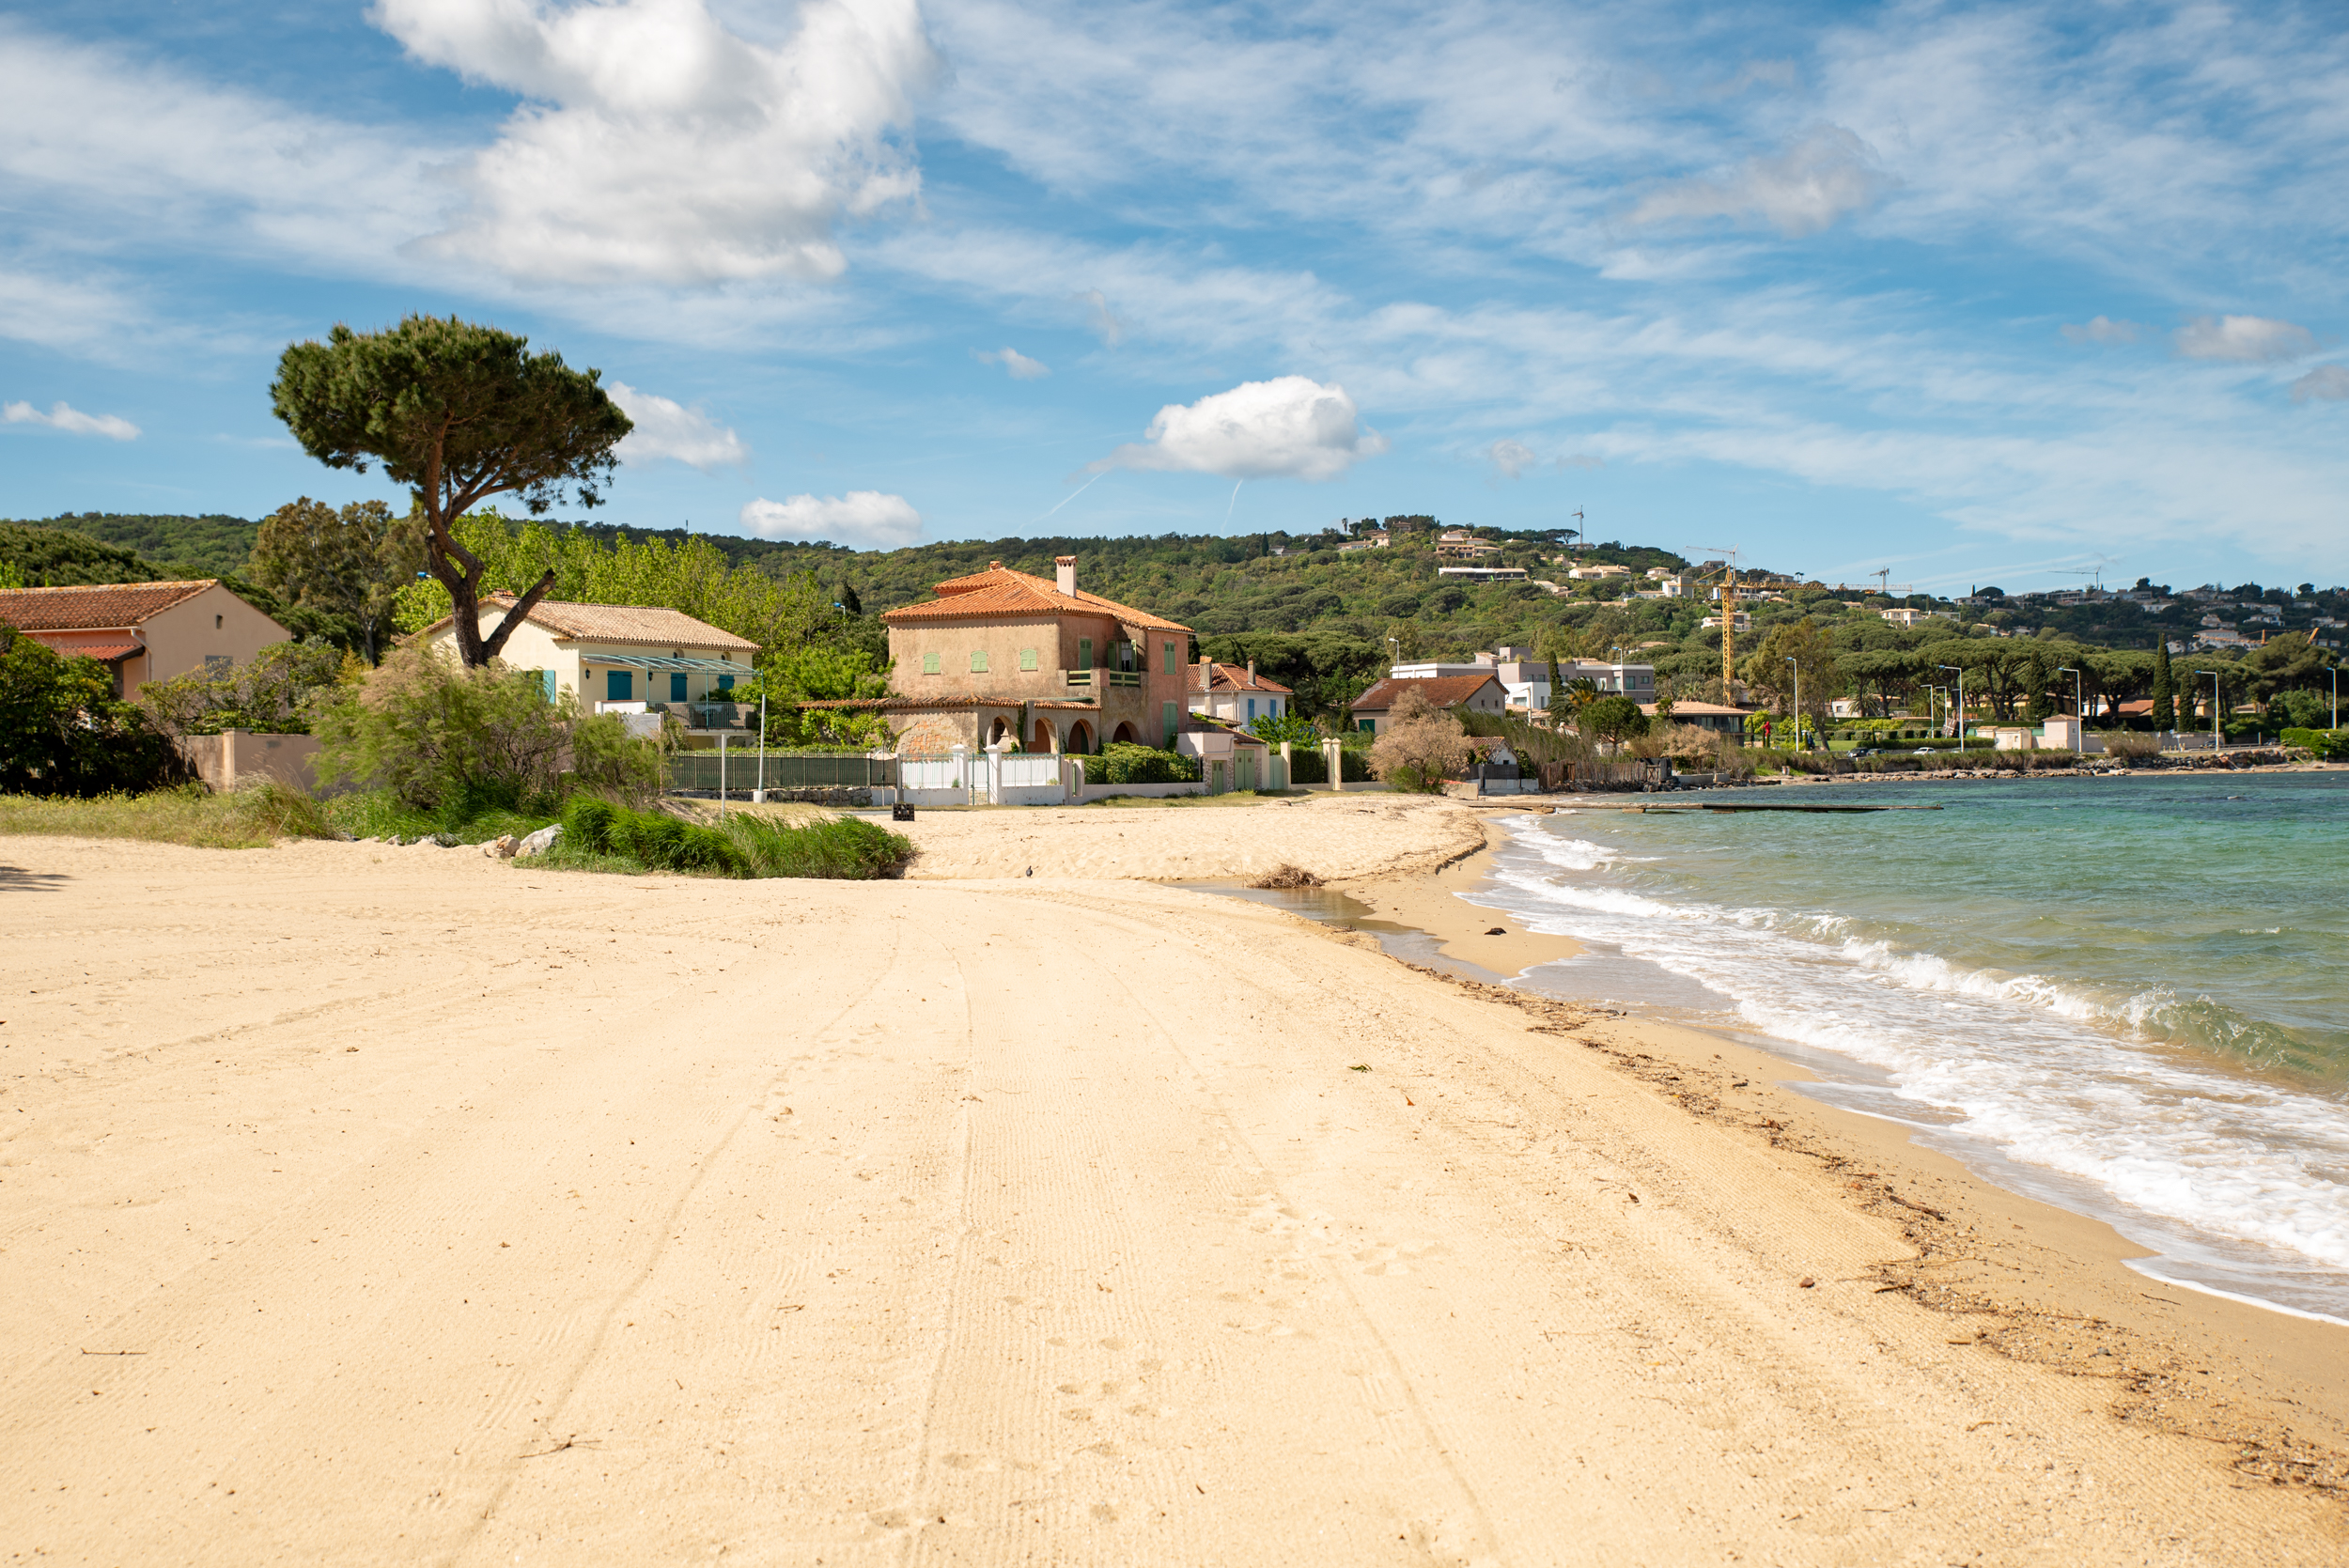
[1079,638,1093,671]
[1019,647,1037,672]
[971,649,988,674]
[1163,640,1176,674]
[923,651,941,675]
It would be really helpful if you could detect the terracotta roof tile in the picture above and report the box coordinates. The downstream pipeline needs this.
[1348,674,1507,711]
[881,565,1189,633]
[0,580,221,631]
[417,594,757,651]
[1190,660,1293,695]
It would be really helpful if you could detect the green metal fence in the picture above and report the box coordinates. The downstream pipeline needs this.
[663,751,896,793]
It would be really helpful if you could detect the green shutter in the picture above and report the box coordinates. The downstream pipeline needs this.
[1020,647,1037,672]
[1079,639,1093,671]
[971,649,988,674]
[923,651,941,675]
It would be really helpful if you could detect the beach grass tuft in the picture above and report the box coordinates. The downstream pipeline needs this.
[0,782,336,849]
[546,796,912,879]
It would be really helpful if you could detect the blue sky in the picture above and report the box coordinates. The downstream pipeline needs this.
[3,0,2345,593]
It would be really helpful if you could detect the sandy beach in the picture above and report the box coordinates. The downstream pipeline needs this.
[4,794,2343,1564]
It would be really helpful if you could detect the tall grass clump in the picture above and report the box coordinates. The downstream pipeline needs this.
[546,797,911,879]
[0,779,334,848]
[721,812,912,879]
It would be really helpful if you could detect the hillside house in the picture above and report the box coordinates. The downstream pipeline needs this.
[876,557,1193,754]
[0,579,290,698]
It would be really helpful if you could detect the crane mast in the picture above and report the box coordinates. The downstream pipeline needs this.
[1701,547,1742,698]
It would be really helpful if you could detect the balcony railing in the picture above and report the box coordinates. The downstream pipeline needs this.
[1065,670,1092,690]
[1066,669,1141,690]
[1103,669,1142,687]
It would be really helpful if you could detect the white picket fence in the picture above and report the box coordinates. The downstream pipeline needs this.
[897,749,1073,806]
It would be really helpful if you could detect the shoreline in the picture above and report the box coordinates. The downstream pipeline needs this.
[6,807,2345,1559]
[1322,803,2349,1443]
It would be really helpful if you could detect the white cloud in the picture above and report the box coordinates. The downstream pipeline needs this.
[1074,288,1128,346]
[1486,439,1536,478]
[374,0,935,284]
[739,490,922,549]
[975,346,1050,380]
[1557,452,1604,470]
[2293,365,2349,403]
[1628,126,1896,237]
[3,399,139,440]
[1092,377,1387,481]
[2174,315,2317,363]
[2061,316,2141,345]
[606,380,746,469]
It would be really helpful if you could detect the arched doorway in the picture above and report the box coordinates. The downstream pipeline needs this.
[1111,721,1138,744]
[988,716,1012,748]
[1066,720,1094,754]
[1033,718,1058,753]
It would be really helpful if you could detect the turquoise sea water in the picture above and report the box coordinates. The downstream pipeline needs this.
[1467,772,2349,1322]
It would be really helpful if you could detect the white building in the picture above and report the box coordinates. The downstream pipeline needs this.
[1436,565,1529,582]
[419,593,758,717]
[1189,658,1292,726]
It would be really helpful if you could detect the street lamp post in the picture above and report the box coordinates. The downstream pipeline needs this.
[2208,670,2221,751]
[1937,663,1964,753]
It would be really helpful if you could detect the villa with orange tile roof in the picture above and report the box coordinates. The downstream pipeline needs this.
[874,556,1192,754]
[0,580,291,697]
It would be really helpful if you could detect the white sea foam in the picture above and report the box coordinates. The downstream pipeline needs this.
[1480,816,2349,1300]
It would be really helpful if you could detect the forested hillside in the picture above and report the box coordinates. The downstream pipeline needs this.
[4,507,2339,727]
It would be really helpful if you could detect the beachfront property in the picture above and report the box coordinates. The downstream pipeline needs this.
[1390,648,1655,713]
[0,579,291,698]
[1190,659,1292,726]
[1641,699,1751,737]
[871,557,1194,754]
[1434,529,1502,560]
[1347,672,1508,733]
[417,594,758,739]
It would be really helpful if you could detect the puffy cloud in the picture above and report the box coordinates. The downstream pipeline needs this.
[2292,365,2349,403]
[607,380,746,469]
[1092,377,1387,482]
[739,490,922,549]
[1487,439,1536,478]
[3,399,138,440]
[2174,315,2316,363]
[1629,126,1895,237]
[2061,316,2141,345]
[975,346,1050,380]
[375,0,934,284]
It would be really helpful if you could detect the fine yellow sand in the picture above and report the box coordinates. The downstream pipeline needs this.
[3,804,2343,1564]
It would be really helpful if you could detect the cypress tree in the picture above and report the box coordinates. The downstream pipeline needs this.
[2150,642,2175,731]
[1547,655,1567,728]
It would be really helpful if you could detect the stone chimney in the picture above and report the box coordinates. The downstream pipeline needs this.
[1056,555,1078,597]
[1247,660,1256,685]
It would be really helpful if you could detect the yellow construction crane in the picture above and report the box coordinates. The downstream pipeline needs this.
[1699,547,1742,693]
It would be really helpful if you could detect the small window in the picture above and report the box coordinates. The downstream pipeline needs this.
[669,672,689,702]
[1019,647,1037,672]
[1079,639,1093,671]
[923,651,941,675]
[605,670,633,702]
[1163,640,1176,674]
[1247,698,1256,721]
[971,649,988,674]
[717,675,735,691]
[214,614,224,629]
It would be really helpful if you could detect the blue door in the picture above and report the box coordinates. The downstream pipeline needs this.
[670,672,689,702]
[606,670,633,702]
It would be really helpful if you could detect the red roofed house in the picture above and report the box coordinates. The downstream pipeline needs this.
[1190,658,1293,727]
[0,580,291,698]
[1346,673,1508,734]
[876,557,1193,754]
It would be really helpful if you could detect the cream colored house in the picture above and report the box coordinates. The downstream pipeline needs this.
[1189,658,1292,726]
[0,580,290,698]
[418,594,757,715]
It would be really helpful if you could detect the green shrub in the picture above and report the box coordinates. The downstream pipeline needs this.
[0,626,186,796]
[2281,727,2349,760]
[557,794,743,876]
[314,643,658,815]
[1081,744,1202,784]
